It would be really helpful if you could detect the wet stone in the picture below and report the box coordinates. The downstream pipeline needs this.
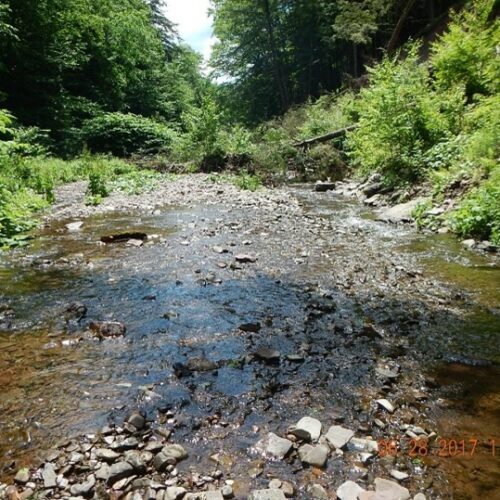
[69,474,96,496]
[248,490,286,500]
[325,425,354,449]
[14,469,30,485]
[289,416,322,442]
[127,412,146,430]
[298,443,329,467]
[337,480,365,500]
[106,461,135,486]
[266,433,293,459]
[90,321,126,338]
[374,478,410,500]
[308,484,329,499]
[42,463,57,489]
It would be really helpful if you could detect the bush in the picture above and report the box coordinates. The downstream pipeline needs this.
[347,43,465,185]
[449,173,500,245]
[431,0,499,98]
[81,113,177,157]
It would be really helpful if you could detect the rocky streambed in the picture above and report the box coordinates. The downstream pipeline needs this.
[0,174,498,499]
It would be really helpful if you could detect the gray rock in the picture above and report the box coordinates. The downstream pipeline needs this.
[413,494,426,500]
[124,450,147,472]
[347,437,379,453]
[390,470,409,481]
[248,490,286,500]
[298,444,329,467]
[337,480,365,500]
[289,417,322,442]
[221,484,234,498]
[94,448,120,462]
[266,433,293,459]
[363,181,384,197]
[375,399,395,413]
[253,347,280,363]
[374,478,410,500]
[325,425,354,449]
[42,463,57,488]
[204,492,224,500]
[308,484,329,499]
[70,474,96,496]
[107,461,135,485]
[239,322,261,333]
[186,356,218,372]
[153,444,188,470]
[95,463,110,480]
[90,321,126,337]
[112,436,140,451]
[66,221,84,232]
[462,239,476,248]
[14,468,30,485]
[376,199,425,223]
[165,486,187,500]
[127,412,146,430]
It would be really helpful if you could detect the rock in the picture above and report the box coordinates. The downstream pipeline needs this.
[213,246,228,254]
[298,444,329,467]
[69,474,96,496]
[96,463,110,480]
[280,481,294,498]
[66,221,84,232]
[462,239,476,248]
[186,356,218,372]
[253,347,280,363]
[95,448,120,462]
[289,416,322,442]
[437,227,449,234]
[234,254,257,263]
[375,367,399,380]
[413,494,426,500]
[376,199,425,223]
[314,182,336,192]
[363,181,384,197]
[347,437,379,453]
[286,354,304,362]
[325,425,354,449]
[65,302,87,322]
[153,444,188,470]
[124,450,148,473]
[106,461,135,486]
[112,436,140,451]
[221,484,234,498]
[390,470,409,481]
[248,490,286,500]
[14,469,30,485]
[374,478,410,500]
[42,463,57,488]
[364,194,383,206]
[165,486,187,500]
[127,238,144,247]
[376,399,395,413]
[127,412,146,430]
[337,480,365,500]
[4,486,21,500]
[266,433,293,459]
[239,322,261,333]
[101,232,147,244]
[204,492,224,500]
[308,484,329,499]
[90,321,126,338]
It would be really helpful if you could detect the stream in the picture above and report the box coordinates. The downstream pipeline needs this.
[0,176,498,499]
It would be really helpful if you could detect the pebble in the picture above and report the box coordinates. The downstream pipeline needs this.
[289,416,322,442]
[390,470,409,481]
[265,433,293,459]
[127,412,146,430]
[248,490,286,500]
[325,425,354,449]
[375,399,395,413]
[308,483,329,499]
[221,484,234,498]
[337,480,365,500]
[298,444,329,467]
[374,478,410,500]
[41,463,57,489]
[69,474,96,496]
[14,469,29,485]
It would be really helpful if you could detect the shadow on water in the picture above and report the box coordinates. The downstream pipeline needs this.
[0,189,498,497]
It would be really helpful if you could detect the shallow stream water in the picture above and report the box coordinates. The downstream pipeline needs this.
[0,183,498,498]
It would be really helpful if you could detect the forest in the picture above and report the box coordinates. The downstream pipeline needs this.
[0,0,498,246]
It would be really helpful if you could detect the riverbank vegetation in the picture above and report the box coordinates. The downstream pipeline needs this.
[0,0,498,247]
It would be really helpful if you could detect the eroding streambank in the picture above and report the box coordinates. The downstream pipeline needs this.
[0,174,498,499]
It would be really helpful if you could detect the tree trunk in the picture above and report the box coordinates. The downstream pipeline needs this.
[260,0,289,111]
[387,0,418,53]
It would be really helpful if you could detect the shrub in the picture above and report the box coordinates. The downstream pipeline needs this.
[449,174,500,245]
[431,0,499,98]
[81,113,177,157]
[233,172,261,191]
[347,43,465,185]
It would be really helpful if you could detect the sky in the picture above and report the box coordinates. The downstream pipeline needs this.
[163,0,216,63]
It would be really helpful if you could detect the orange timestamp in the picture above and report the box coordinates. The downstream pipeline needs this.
[377,438,497,458]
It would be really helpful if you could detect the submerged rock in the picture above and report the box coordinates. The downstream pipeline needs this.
[90,321,126,338]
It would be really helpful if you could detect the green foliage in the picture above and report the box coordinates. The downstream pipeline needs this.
[449,171,500,245]
[431,0,499,97]
[233,172,262,191]
[81,113,177,157]
[347,44,465,185]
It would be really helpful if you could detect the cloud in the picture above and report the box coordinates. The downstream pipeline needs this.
[164,0,214,59]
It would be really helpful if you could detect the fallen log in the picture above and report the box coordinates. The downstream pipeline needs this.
[293,124,358,148]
